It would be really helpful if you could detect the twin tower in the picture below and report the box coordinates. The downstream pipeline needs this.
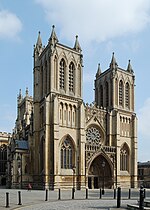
[13,25,138,189]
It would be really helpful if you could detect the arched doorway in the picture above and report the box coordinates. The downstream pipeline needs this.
[88,155,113,189]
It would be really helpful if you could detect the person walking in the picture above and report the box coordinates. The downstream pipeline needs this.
[28,183,32,191]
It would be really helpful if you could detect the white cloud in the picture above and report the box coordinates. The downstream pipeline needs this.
[0,10,22,39]
[35,0,150,45]
[138,98,150,139]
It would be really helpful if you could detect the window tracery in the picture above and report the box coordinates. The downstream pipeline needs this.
[86,127,101,146]
[61,138,73,169]
[120,144,129,171]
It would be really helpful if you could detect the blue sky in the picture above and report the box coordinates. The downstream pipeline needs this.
[0,0,150,161]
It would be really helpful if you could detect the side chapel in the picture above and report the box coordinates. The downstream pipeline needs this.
[9,26,137,189]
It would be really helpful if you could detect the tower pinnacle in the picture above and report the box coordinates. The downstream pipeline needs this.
[74,35,82,53]
[110,52,118,70]
[127,60,134,73]
[49,25,59,44]
[96,63,101,78]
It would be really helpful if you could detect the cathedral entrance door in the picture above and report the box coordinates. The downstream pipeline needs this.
[94,176,98,188]
[88,155,113,189]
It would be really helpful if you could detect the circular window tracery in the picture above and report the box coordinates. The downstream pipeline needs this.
[86,127,101,145]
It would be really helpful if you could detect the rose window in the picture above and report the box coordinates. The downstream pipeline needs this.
[86,127,101,145]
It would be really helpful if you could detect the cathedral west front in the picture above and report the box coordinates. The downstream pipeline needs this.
[9,26,138,190]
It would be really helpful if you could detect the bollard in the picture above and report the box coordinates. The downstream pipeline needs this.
[58,188,61,200]
[45,189,48,201]
[144,188,146,199]
[18,191,22,205]
[72,188,75,199]
[99,188,102,199]
[114,188,116,199]
[86,188,88,199]
[117,187,121,208]
[139,186,144,210]
[5,192,9,208]
[128,188,131,199]
[102,189,105,195]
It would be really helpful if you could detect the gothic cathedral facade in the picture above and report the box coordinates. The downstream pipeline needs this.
[10,26,137,189]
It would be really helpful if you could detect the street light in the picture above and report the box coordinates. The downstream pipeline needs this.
[102,160,105,195]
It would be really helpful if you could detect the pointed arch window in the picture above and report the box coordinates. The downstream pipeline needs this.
[61,138,73,169]
[59,59,65,89]
[69,62,75,92]
[105,82,109,107]
[119,80,123,106]
[120,144,129,171]
[125,82,130,108]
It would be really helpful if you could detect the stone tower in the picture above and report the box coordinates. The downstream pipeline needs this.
[94,53,137,187]
[33,26,85,189]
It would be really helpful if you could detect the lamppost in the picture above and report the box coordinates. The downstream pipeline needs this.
[17,153,22,189]
[72,166,76,192]
[102,160,105,195]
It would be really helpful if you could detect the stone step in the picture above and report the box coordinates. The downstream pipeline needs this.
[144,200,150,207]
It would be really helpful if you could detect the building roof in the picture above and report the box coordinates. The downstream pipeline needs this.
[138,161,150,167]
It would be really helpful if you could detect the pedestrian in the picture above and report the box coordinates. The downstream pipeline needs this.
[28,183,32,191]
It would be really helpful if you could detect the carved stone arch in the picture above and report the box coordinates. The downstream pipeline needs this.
[120,142,130,172]
[59,134,76,150]
[120,142,130,154]
[125,76,131,86]
[87,152,114,189]
[68,53,77,66]
[118,74,125,83]
[64,102,68,108]
[59,134,76,169]
[68,103,72,109]
[58,51,68,65]
[59,102,63,124]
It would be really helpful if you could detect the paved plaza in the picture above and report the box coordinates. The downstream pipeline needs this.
[0,188,145,210]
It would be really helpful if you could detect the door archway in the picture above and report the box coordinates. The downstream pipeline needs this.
[88,155,113,189]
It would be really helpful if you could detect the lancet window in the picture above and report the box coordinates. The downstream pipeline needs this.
[61,138,73,169]
[59,58,65,90]
[69,62,74,92]
[125,82,130,108]
[119,80,123,106]
[120,144,129,171]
